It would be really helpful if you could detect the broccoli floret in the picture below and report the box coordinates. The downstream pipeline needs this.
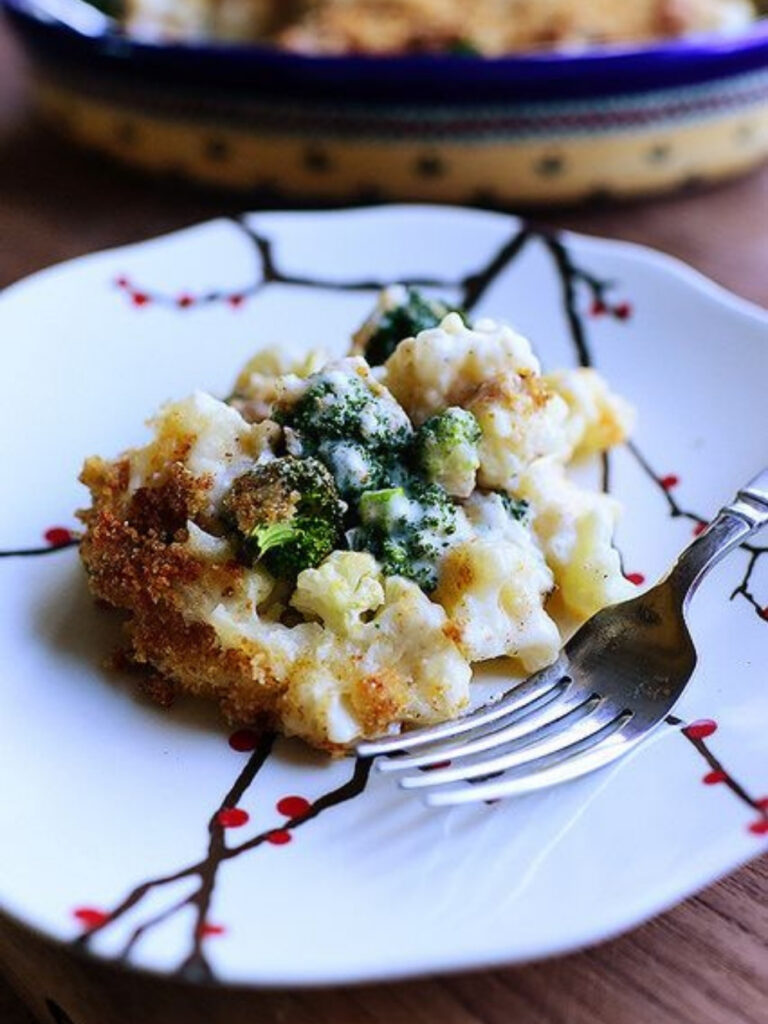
[221,456,345,578]
[315,439,387,502]
[361,288,465,367]
[358,486,411,530]
[498,491,530,523]
[282,368,412,453]
[355,479,462,592]
[413,407,481,498]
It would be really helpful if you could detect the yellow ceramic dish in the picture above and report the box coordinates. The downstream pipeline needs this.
[5,0,768,202]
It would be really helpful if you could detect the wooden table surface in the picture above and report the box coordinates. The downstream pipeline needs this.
[1,20,766,1024]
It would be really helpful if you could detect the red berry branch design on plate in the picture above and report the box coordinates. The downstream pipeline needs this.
[73,730,372,981]
[667,717,768,835]
[0,526,79,559]
[1,219,765,981]
[627,440,768,621]
[535,229,767,837]
[113,218,452,311]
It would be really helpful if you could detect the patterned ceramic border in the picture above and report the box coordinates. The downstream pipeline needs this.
[33,75,768,202]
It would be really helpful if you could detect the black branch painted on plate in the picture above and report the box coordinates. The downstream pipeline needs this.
[236,217,452,295]
[534,228,767,831]
[536,231,617,494]
[0,538,79,558]
[460,224,534,312]
[729,549,766,619]
[627,439,767,621]
[667,715,768,830]
[531,232,766,623]
[74,735,372,980]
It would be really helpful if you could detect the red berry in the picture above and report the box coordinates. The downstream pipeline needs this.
[177,293,195,309]
[217,807,249,828]
[266,829,292,845]
[759,608,768,621]
[228,294,245,309]
[625,572,645,586]
[276,796,311,818]
[613,301,632,320]
[228,729,259,752]
[748,818,768,836]
[44,526,73,547]
[73,908,109,930]
[702,770,727,785]
[683,719,717,740]
[660,474,679,490]
[198,922,226,937]
[131,291,150,307]
[693,522,707,537]
[590,299,607,316]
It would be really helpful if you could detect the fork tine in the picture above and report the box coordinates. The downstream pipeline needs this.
[378,684,587,774]
[424,717,639,806]
[357,655,569,757]
[399,699,618,789]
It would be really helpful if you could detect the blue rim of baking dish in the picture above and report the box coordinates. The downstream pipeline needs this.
[3,0,768,103]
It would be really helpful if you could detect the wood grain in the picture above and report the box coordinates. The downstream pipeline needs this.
[0,18,766,1024]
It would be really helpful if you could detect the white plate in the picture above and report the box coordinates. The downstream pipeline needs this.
[0,205,766,988]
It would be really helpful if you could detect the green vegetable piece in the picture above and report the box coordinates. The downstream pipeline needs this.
[363,288,465,367]
[316,439,386,502]
[284,370,412,453]
[359,487,409,530]
[222,456,345,579]
[413,407,481,497]
[355,479,462,593]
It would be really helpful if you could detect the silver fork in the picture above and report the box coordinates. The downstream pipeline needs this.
[357,468,768,806]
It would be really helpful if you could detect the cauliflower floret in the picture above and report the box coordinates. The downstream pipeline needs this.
[463,490,530,542]
[433,536,560,673]
[382,313,540,425]
[233,346,328,393]
[229,346,328,422]
[544,367,635,458]
[184,520,235,563]
[519,457,634,622]
[291,551,385,636]
[128,391,279,511]
[187,557,279,626]
[209,570,471,745]
[355,576,472,726]
[468,373,571,492]
[285,575,472,743]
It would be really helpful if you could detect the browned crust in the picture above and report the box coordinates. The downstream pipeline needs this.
[78,456,289,730]
[470,371,553,412]
[348,670,408,737]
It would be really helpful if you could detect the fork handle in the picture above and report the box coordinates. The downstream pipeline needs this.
[668,467,768,601]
